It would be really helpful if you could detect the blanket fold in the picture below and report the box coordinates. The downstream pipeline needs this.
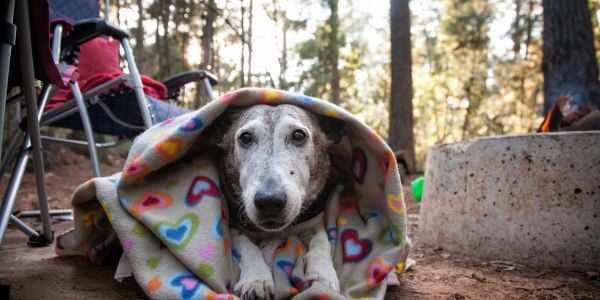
[56,88,410,299]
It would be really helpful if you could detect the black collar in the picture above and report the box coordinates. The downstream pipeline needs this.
[219,165,338,230]
[292,178,336,224]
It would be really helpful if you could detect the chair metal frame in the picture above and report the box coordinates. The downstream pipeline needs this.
[0,0,54,247]
[0,4,218,247]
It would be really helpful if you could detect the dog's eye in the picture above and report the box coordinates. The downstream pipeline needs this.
[291,129,307,145]
[238,132,253,147]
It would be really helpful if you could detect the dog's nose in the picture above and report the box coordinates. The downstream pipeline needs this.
[254,189,287,215]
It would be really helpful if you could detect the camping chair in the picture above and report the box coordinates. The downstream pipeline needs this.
[0,0,218,247]
[0,0,66,248]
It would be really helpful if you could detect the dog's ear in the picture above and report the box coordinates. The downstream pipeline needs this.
[207,107,244,148]
[318,115,345,145]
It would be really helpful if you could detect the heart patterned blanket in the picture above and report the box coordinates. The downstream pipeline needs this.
[55,88,410,299]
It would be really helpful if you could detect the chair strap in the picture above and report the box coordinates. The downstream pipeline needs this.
[0,21,17,46]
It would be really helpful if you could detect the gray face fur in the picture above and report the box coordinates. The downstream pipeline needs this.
[219,105,333,232]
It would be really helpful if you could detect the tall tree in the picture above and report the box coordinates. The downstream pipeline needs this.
[265,0,306,90]
[164,0,172,75]
[240,0,245,87]
[542,0,600,114]
[591,0,600,66]
[134,0,145,63]
[389,0,415,172]
[297,0,344,101]
[201,0,216,71]
[327,0,340,104]
[247,0,254,86]
[196,0,216,106]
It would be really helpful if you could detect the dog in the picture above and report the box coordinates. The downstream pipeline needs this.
[211,104,343,299]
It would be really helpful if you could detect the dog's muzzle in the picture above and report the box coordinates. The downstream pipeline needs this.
[254,186,287,228]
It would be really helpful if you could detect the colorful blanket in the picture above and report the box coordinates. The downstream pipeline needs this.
[56,88,411,299]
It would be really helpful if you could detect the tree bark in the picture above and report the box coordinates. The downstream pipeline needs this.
[247,0,253,86]
[280,20,288,89]
[116,0,121,25]
[328,0,340,104]
[134,0,145,65]
[161,0,172,76]
[240,0,245,87]
[542,0,600,115]
[154,11,161,75]
[201,0,215,71]
[389,0,416,172]
[196,0,216,107]
[270,1,290,90]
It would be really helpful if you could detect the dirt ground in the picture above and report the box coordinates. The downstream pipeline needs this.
[1,147,599,299]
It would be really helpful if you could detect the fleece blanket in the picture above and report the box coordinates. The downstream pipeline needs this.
[56,88,411,299]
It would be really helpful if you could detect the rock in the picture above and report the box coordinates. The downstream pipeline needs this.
[472,272,486,282]
[585,271,599,280]
[419,132,600,270]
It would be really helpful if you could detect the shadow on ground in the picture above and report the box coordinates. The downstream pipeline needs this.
[1,149,599,299]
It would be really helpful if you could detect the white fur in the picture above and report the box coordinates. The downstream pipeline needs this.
[232,228,275,299]
[233,215,340,298]
[234,115,313,232]
[226,105,340,297]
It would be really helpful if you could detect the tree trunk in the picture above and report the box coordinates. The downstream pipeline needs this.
[389,0,416,172]
[247,0,253,86]
[280,20,288,89]
[154,12,161,75]
[116,0,121,25]
[197,0,216,106]
[240,0,245,87]
[328,0,340,104]
[542,0,600,115]
[134,0,144,65]
[201,0,215,69]
[161,0,171,76]
[511,0,523,61]
[271,1,289,90]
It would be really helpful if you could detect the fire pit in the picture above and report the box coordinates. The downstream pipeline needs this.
[418,131,600,270]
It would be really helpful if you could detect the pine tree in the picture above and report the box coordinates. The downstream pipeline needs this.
[542,0,600,114]
[389,0,415,172]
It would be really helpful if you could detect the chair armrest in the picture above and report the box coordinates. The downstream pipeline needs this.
[161,70,219,90]
[62,18,129,47]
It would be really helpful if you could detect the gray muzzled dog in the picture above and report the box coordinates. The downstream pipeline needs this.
[211,104,343,299]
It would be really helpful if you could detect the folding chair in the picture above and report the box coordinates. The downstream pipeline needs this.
[0,0,66,248]
[0,0,218,247]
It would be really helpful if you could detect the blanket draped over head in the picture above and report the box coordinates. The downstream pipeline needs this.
[56,88,411,299]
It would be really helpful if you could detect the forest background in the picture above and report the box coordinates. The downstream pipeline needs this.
[107,0,600,170]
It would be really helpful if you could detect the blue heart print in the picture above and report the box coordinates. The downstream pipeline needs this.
[170,273,204,299]
[166,225,188,241]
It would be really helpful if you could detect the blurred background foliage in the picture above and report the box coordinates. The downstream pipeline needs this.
[105,0,600,170]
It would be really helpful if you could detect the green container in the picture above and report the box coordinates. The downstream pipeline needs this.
[411,176,425,202]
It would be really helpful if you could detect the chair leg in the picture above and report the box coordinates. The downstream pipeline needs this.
[0,0,16,164]
[0,82,55,246]
[70,82,101,177]
[0,130,25,179]
[13,0,52,245]
[10,214,40,236]
[0,138,39,245]
[121,38,154,127]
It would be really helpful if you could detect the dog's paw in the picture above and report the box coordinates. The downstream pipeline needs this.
[234,275,274,300]
[306,263,340,293]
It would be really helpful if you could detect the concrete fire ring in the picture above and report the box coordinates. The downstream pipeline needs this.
[418,131,600,270]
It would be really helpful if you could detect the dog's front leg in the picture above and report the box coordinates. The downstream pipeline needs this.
[231,229,274,300]
[303,226,340,292]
